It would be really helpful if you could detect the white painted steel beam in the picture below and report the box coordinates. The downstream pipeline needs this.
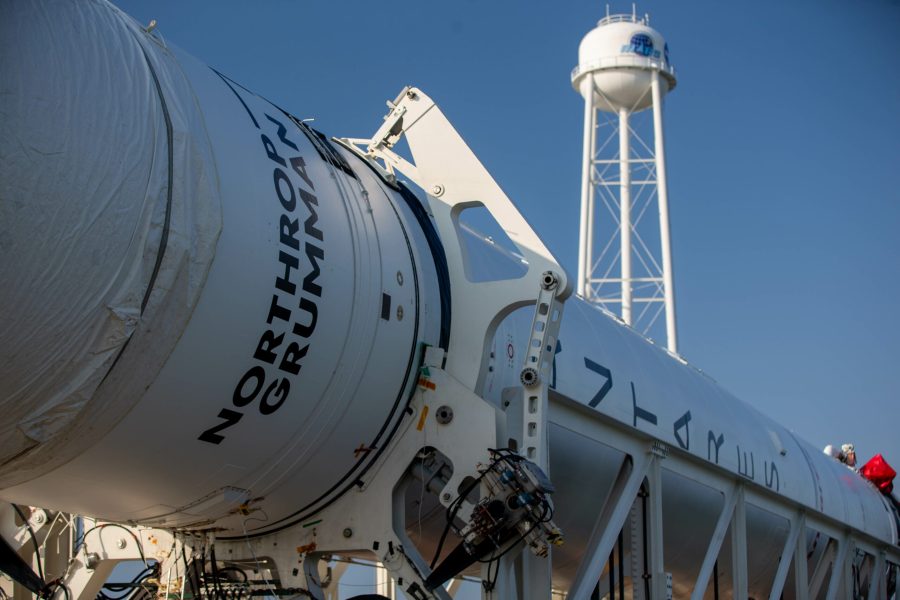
[578,80,595,299]
[794,514,811,600]
[650,71,678,354]
[731,486,749,600]
[808,538,836,599]
[690,484,739,600]
[866,552,885,600]
[646,452,667,599]
[567,453,653,599]
[824,536,852,600]
[619,108,632,325]
[768,512,804,600]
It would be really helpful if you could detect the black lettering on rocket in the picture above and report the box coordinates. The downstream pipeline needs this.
[198,105,325,445]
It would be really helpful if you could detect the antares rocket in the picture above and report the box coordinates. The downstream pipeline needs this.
[0,1,897,599]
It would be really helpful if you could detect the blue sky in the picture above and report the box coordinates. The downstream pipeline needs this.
[111,0,899,490]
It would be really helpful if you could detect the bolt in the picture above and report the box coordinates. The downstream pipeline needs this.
[442,493,452,502]
[431,184,444,196]
[116,538,127,550]
[540,271,559,291]
[342,528,353,538]
[396,305,404,321]
[396,271,404,286]
[435,405,454,425]
[520,367,539,388]
[33,513,45,525]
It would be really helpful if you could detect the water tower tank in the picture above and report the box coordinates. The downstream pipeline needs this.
[572,13,677,113]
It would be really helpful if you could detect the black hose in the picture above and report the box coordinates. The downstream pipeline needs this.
[210,544,224,600]
[77,524,147,567]
[182,539,201,600]
[641,487,650,600]
[98,565,156,600]
[713,559,719,600]
[608,543,615,599]
[617,528,624,600]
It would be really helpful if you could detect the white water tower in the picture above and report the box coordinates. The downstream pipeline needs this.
[572,8,679,353]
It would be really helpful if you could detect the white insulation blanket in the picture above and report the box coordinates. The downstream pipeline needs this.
[0,0,221,473]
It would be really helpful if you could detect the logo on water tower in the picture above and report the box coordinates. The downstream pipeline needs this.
[623,33,661,59]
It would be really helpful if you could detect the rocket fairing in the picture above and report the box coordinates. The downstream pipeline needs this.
[0,0,897,597]
[1,0,445,534]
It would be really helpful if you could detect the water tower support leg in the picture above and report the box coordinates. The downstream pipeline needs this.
[619,108,633,326]
[586,105,597,301]
[650,71,678,353]
[578,80,597,299]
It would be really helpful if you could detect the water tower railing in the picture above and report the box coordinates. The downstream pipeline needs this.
[597,14,646,26]
[571,56,676,82]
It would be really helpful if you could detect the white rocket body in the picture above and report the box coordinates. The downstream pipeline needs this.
[0,1,896,596]
[0,0,445,536]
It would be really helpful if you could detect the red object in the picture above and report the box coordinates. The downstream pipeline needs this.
[860,454,897,494]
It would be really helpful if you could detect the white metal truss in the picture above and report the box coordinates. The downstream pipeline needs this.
[7,394,898,600]
[341,86,572,395]
[554,396,900,600]
[577,73,679,353]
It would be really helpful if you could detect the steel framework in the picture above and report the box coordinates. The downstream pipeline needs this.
[576,67,679,354]
[4,398,898,599]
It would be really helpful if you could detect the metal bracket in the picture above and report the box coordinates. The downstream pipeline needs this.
[284,364,499,600]
[338,86,571,395]
[339,88,571,600]
[517,271,564,469]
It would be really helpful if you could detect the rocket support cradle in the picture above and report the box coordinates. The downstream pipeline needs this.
[0,1,898,598]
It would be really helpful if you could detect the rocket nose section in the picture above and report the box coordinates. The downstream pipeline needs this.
[0,0,220,470]
[0,0,167,461]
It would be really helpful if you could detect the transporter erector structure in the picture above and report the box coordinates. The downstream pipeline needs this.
[0,1,897,599]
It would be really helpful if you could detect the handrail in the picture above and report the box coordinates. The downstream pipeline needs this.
[597,14,647,26]
[571,56,676,81]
